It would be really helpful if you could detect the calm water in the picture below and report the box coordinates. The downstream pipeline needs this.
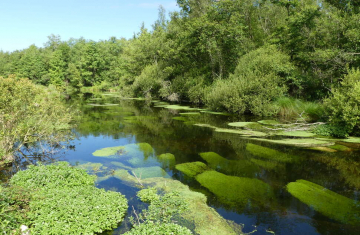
[4,93,360,235]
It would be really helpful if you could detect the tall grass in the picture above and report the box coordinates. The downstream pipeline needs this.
[275,97,325,122]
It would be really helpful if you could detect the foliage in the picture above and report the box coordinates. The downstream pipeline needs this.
[175,161,208,177]
[128,189,191,234]
[8,162,128,234]
[0,76,73,165]
[323,69,360,137]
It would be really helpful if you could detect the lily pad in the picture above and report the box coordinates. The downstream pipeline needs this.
[195,171,273,208]
[287,180,360,225]
[227,122,255,127]
[258,120,280,125]
[175,162,208,177]
[277,131,316,137]
[246,143,298,162]
[92,146,127,158]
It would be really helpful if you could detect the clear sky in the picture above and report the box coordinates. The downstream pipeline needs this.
[0,0,179,52]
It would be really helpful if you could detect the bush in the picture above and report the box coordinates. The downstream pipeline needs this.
[8,162,128,234]
[205,45,295,116]
[0,75,73,165]
[323,69,360,136]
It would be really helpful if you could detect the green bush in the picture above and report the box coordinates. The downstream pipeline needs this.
[205,45,295,116]
[323,69,360,136]
[7,162,128,235]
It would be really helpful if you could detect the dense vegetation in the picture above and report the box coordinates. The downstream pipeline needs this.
[1,0,360,136]
[0,162,128,234]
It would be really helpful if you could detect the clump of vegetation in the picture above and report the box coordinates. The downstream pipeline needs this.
[5,162,128,234]
[126,188,192,235]
[195,170,273,209]
[246,143,298,163]
[321,69,360,137]
[92,146,127,158]
[287,179,360,225]
[0,76,73,166]
[175,161,208,177]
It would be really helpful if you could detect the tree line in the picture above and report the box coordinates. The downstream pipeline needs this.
[1,0,360,136]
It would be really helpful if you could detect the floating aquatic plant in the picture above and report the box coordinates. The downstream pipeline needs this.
[200,110,231,116]
[258,120,280,125]
[249,158,281,170]
[328,144,352,151]
[180,112,201,115]
[75,162,108,173]
[276,131,316,137]
[214,128,267,137]
[308,146,337,152]
[175,162,208,177]
[92,146,127,158]
[195,171,273,208]
[253,138,334,147]
[158,153,176,168]
[286,180,360,225]
[172,117,188,121]
[132,166,171,179]
[227,122,255,127]
[246,143,298,162]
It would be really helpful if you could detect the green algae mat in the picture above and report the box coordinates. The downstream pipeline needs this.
[287,180,360,225]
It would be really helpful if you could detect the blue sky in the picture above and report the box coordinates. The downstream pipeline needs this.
[0,0,179,52]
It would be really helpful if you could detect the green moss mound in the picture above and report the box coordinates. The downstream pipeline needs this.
[125,222,193,235]
[195,171,273,208]
[180,112,201,115]
[277,131,316,137]
[340,137,360,143]
[92,146,127,158]
[246,143,297,162]
[158,153,176,168]
[249,158,281,170]
[172,116,188,121]
[287,180,360,225]
[200,110,231,115]
[228,122,255,127]
[175,162,208,177]
[164,105,199,111]
[10,162,128,234]
[328,144,352,151]
[214,128,267,137]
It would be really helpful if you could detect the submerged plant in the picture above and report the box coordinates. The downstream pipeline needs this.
[246,143,298,162]
[287,180,360,225]
[175,162,208,177]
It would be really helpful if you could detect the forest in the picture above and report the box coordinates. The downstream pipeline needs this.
[1,0,360,137]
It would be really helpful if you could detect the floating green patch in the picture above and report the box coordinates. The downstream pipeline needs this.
[246,143,298,162]
[193,123,217,129]
[199,152,259,177]
[175,162,208,177]
[172,116,188,121]
[253,138,334,147]
[228,122,255,127]
[308,147,337,152]
[121,97,146,100]
[157,153,176,168]
[180,112,201,115]
[340,137,360,144]
[132,166,171,179]
[258,120,280,125]
[200,110,231,116]
[87,103,119,107]
[328,144,352,151]
[287,180,360,225]
[195,171,273,208]
[164,105,199,111]
[110,161,133,170]
[75,162,108,173]
[249,158,280,170]
[215,128,267,137]
[277,131,316,137]
[92,146,127,158]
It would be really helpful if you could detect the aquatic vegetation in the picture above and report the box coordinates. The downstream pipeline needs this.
[121,97,146,100]
[9,162,128,234]
[258,120,280,125]
[175,162,208,177]
[328,144,352,151]
[249,158,281,170]
[214,128,267,137]
[253,138,334,147]
[193,123,217,128]
[276,130,316,137]
[200,110,231,116]
[140,178,243,235]
[110,161,133,170]
[180,112,201,115]
[195,171,273,208]
[127,157,159,167]
[246,143,298,162]
[340,137,360,143]
[132,166,171,179]
[92,146,127,158]
[309,147,337,152]
[163,105,199,111]
[75,162,108,173]
[227,122,255,127]
[287,180,360,225]
[158,153,176,168]
[87,103,119,106]
[199,152,259,177]
[125,222,193,235]
[172,116,188,121]
[137,187,160,203]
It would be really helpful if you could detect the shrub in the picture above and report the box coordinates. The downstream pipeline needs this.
[205,45,295,116]
[8,162,128,234]
[323,69,360,136]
